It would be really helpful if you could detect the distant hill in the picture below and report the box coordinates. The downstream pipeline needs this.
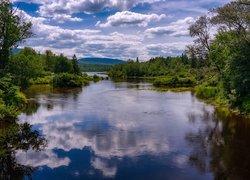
[78,57,125,65]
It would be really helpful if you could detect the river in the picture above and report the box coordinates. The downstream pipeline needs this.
[3,78,250,179]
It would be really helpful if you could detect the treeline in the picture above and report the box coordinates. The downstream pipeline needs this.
[5,47,82,88]
[0,46,93,121]
[108,56,206,88]
[109,55,203,77]
[109,0,250,113]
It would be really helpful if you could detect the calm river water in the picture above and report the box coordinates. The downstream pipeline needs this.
[10,79,250,179]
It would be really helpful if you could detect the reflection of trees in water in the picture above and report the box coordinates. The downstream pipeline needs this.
[23,85,83,114]
[186,108,250,179]
[0,122,47,179]
[22,100,40,116]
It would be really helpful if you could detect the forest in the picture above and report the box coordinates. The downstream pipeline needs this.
[109,0,250,113]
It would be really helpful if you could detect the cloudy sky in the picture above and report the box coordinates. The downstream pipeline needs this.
[13,0,230,60]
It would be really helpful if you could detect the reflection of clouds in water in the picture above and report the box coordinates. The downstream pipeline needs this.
[92,157,117,177]
[173,154,188,168]
[16,150,70,169]
[18,81,214,177]
[18,109,171,176]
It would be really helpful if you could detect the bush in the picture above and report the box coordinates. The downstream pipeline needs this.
[53,73,85,88]
[12,92,27,108]
[92,74,104,82]
[195,85,218,99]
[0,76,27,108]
[0,102,19,122]
[30,76,52,85]
[153,76,195,87]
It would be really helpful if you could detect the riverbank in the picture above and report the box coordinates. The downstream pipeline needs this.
[110,76,249,117]
[0,73,104,122]
[151,82,250,117]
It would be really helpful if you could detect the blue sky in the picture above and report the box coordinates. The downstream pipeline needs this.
[13,0,231,60]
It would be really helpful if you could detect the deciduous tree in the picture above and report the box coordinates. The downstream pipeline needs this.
[0,0,32,69]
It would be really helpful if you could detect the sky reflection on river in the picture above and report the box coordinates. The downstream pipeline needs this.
[16,80,250,180]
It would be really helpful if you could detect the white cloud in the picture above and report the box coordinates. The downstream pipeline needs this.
[145,17,195,37]
[15,8,191,60]
[14,0,165,15]
[145,42,190,57]
[50,14,83,23]
[14,0,227,60]
[96,11,166,27]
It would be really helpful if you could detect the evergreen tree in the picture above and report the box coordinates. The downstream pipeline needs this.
[72,54,81,74]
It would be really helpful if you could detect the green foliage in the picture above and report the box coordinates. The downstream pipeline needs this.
[44,50,56,71]
[195,85,218,99]
[0,76,27,122]
[54,55,73,74]
[0,0,32,69]
[7,49,44,88]
[186,0,250,113]
[92,74,104,82]
[52,73,85,88]
[228,38,250,110]
[0,103,19,122]
[109,57,190,79]
[208,32,232,75]
[153,76,195,87]
[72,54,81,74]
[0,76,27,108]
[30,76,52,85]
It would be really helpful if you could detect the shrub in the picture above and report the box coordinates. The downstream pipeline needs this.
[0,76,27,108]
[0,97,19,122]
[30,76,52,85]
[0,103,19,122]
[153,76,195,87]
[92,74,104,82]
[195,85,218,99]
[53,73,85,88]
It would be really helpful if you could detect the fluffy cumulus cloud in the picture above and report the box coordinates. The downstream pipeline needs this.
[96,11,166,27]
[14,0,164,14]
[145,17,195,37]
[11,0,232,60]
[146,42,190,56]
